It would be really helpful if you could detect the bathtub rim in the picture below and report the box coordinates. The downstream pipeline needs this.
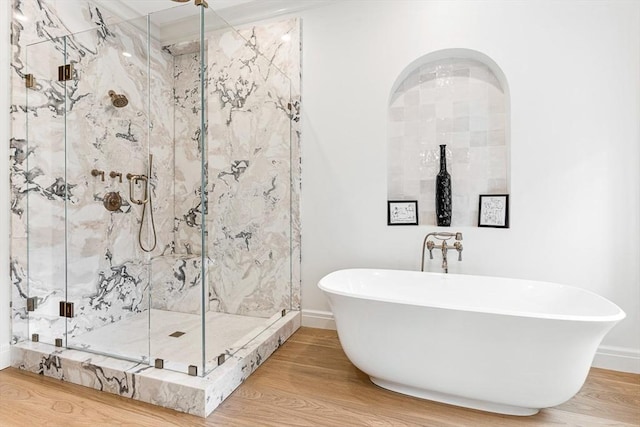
[318,268,626,324]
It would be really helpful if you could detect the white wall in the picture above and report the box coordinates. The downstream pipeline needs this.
[3,0,638,373]
[1,0,11,369]
[296,0,640,372]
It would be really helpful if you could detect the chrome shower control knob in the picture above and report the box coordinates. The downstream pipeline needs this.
[103,192,122,212]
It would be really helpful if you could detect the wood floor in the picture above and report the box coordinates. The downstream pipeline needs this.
[1,327,638,426]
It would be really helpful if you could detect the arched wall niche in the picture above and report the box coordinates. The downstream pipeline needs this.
[387,48,511,226]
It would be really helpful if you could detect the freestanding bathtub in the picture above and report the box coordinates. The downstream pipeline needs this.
[318,269,625,416]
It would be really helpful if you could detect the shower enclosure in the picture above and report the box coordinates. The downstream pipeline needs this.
[22,2,299,377]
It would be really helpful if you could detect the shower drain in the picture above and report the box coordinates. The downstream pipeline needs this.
[169,331,185,338]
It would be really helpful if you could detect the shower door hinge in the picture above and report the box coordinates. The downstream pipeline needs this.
[58,63,74,81]
[27,297,38,312]
[25,74,35,88]
[59,301,74,318]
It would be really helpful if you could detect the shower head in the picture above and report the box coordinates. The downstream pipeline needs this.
[108,90,128,108]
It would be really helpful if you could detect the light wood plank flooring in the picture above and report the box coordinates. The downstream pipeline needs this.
[1,327,638,426]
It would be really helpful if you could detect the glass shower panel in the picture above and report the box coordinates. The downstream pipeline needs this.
[202,10,294,374]
[25,37,67,347]
[64,16,151,364]
[146,5,209,375]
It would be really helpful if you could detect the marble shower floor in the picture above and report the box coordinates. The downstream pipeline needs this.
[69,309,272,373]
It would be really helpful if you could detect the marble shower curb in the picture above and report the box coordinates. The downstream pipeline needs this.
[11,311,301,417]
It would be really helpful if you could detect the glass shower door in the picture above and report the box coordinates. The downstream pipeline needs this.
[24,37,67,348]
[63,16,152,364]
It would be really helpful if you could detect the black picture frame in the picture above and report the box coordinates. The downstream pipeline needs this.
[478,194,509,228]
[388,200,418,225]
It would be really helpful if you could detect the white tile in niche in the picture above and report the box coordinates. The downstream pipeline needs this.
[469,115,488,131]
[418,121,436,139]
[404,121,419,138]
[470,131,487,147]
[452,117,469,132]
[488,129,506,146]
[488,179,508,192]
[405,106,420,122]
[419,104,436,120]
[436,101,453,118]
[436,118,453,133]
[404,90,420,107]
[453,101,469,118]
[451,131,470,147]
[451,147,470,163]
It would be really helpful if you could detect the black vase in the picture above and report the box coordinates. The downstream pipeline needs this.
[436,144,452,226]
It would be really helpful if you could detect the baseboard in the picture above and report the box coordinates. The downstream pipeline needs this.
[0,343,10,370]
[301,309,335,330]
[593,345,640,374]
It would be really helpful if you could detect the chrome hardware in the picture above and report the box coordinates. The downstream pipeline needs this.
[109,171,122,182]
[27,297,37,312]
[188,365,198,376]
[155,359,164,369]
[421,232,464,273]
[217,354,226,366]
[31,333,39,342]
[91,169,105,181]
[55,338,63,347]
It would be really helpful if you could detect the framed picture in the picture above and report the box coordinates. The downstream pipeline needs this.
[388,200,418,225]
[478,194,509,228]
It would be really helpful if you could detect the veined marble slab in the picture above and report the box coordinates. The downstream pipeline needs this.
[12,311,301,417]
[68,308,273,371]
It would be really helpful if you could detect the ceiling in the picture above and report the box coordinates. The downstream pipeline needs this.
[124,0,257,15]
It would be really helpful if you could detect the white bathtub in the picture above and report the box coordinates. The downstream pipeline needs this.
[318,269,625,416]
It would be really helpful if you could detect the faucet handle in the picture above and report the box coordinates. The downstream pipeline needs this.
[454,242,463,261]
[426,240,435,259]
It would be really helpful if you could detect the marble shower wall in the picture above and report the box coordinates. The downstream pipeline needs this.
[205,20,301,317]
[165,21,301,318]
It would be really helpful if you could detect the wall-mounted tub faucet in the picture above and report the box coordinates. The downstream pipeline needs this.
[421,231,463,273]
